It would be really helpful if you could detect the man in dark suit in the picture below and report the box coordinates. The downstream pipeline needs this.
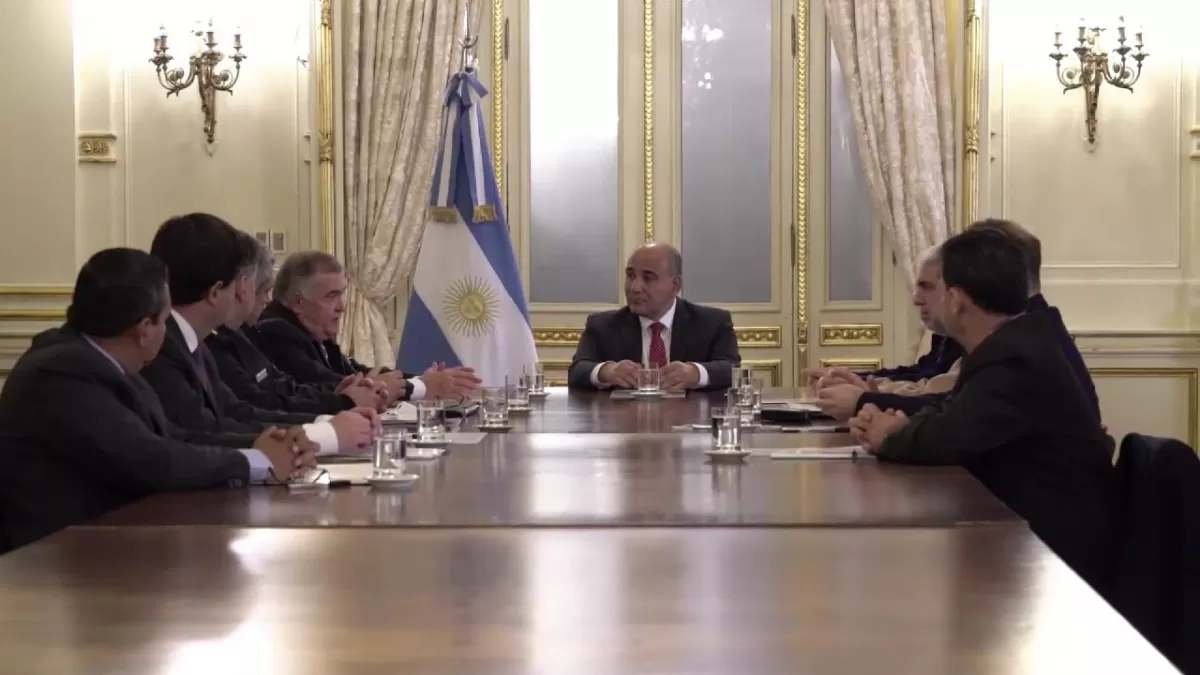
[206,234,383,415]
[252,251,480,401]
[825,219,1104,425]
[141,213,376,453]
[0,249,317,552]
[568,242,740,392]
[850,229,1116,591]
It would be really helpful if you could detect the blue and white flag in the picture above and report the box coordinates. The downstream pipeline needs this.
[397,71,537,386]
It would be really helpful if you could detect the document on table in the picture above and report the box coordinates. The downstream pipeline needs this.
[381,402,418,424]
[761,400,822,412]
[768,445,871,460]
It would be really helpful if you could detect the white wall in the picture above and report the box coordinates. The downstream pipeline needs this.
[982,0,1200,447]
[0,0,318,375]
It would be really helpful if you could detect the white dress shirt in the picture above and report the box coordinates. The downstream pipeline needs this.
[588,300,710,388]
[172,311,340,457]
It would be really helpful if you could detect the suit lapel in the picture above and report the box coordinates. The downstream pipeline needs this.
[668,300,691,362]
[168,318,220,415]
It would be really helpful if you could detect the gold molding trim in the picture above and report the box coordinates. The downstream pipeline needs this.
[744,359,782,387]
[0,286,72,297]
[736,326,782,348]
[532,326,783,348]
[794,1,809,367]
[642,0,654,242]
[0,309,66,321]
[316,0,335,253]
[961,0,983,227]
[1090,367,1199,449]
[820,323,883,346]
[78,133,116,164]
[540,358,572,387]
[533,328,582,347]
[820,357,883,371]
[492,0,506,201]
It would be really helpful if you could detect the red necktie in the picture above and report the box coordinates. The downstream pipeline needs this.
[648,322,667,369]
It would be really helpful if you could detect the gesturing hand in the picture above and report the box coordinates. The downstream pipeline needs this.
[598,360,640,389]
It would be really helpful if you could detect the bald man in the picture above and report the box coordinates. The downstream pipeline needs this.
[568,243,740,392]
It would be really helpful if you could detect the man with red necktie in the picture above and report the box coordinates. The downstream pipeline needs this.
[568,243,741,393]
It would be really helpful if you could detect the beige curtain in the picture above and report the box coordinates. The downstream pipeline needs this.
[339,0,478,365]
[824,0,957,287]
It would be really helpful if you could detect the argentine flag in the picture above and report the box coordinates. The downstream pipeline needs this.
[397,70,538,386]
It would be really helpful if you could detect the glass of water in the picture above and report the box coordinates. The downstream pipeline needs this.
[637,367,661,393]
[372,432,406,479]
[711,406,742,450]
[529,362,546,395]
[416,400,446,444]
[737,378,763,424]
[509,374,532,409]
[481,386,510,427]
[735,365,755,389]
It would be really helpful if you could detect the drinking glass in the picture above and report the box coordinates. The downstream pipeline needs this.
[737,378,763,424]
[529,362,547,395]
[711,406,742,450]
[481,386,510,426]
[509,374,532,409]
[372,432,406,479]
[735,365,755,389]
[416,400,446,444]
[637,367,661,393]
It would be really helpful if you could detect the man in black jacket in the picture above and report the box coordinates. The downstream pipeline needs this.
[252,251,479,401]
[568,242,740,392]
[142,213,376,452]
[0,249,316,552]
[207,234,383,415]
[850,229,1116,591]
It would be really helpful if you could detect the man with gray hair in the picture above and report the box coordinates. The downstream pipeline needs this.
[207,234,384,414]
[252,251,480,402]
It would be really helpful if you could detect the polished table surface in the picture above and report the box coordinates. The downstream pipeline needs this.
[459,387,801,433]
[89,433,1020,528]
[0,525,1174,675]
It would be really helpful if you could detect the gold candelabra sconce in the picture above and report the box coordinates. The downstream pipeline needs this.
[150,20,247,150]
[1049,17,1147,149]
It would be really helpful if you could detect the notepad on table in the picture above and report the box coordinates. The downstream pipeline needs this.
[380,402,418,424]
[769,445,871,461]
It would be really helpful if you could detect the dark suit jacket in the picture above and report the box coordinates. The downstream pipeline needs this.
[872,334,963,383]
[0,328,250,552]
[876,311,1116,591]
[141,316,316,448]
[857,294,1103,422]
[567,299,741,391]
[207,326,354,415]
[252,302,414,396]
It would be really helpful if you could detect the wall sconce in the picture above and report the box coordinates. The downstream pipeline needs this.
[1049,17,1148,149]
[149,20,247,148]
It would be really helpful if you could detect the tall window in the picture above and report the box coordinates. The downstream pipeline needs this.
[680,0,774,304]
[827,39,874,302]
[527,0,621,304]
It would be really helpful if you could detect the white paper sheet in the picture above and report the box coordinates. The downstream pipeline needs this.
[380,402,418,424]
[768,445,868,460]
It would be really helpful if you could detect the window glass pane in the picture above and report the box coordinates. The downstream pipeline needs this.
[680,0,773,304]
[828,39,874,302]
[527,0,620,304]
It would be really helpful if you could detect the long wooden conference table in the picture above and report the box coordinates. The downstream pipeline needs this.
[0,388,1177,674]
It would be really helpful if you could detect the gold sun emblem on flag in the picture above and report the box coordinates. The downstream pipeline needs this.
[443,276,499,338]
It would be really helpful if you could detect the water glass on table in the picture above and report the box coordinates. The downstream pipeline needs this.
[710,406,742,450]
[509,375,532,409]
[372,431,406,479]
[735,365,755,389]
[528,362,547,396]
[637,367,661,394]
[737,378,764,424]
[416,400,446,444]
[481,386,510,427]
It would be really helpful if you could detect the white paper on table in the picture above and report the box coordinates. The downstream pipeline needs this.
[380,402,418,424]
[442,432,487,445]
[768,445,869,460]
[761,399,821,412]
[320,463,375,482]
